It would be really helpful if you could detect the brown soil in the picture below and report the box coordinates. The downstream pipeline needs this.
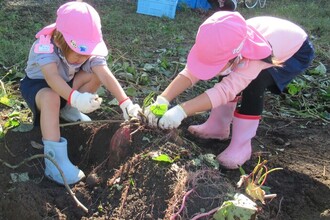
[0,1,329,219]
[0,114,329,220]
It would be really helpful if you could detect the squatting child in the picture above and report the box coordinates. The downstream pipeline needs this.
[20,2,141,185]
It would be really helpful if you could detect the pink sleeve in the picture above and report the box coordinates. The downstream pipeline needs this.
[205,60,272,108]
[178,66,200,86]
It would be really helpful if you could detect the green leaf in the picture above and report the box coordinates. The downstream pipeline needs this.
[214,194,257,220]
[129,177,135,187]
[260,185,272,194]
[198,153,219,169]
[0,95,13,107]
[107,98,119,106]
[138,72,150,85]
[160,57,170,69]
[4,118,20,129]
[287,83,300,95]
[126,66,136,74]
[309,62,327,75]
[117,72,134,81]
[143,63,156,72]
[150,104,168,117]
[126,86,137,97]
[151,154,174,163]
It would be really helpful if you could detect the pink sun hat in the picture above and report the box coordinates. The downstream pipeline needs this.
[187,11,272,80]
[35,1,108,56]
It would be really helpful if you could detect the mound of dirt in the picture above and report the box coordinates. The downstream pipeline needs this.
[0,117,329,220]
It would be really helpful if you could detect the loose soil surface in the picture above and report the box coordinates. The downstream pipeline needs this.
[0,111,329,220]
[0,1,329,220]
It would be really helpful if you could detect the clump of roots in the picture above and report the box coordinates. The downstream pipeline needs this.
[165,169,236,220]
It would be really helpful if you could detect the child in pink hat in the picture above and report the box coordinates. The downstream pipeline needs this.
[20,1,141,185]
[145,11,314,169]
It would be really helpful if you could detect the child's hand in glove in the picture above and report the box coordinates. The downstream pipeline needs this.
[143,96,169,126]
[158,105,187,129]
[120,98,141,120]
[69,90,102,113]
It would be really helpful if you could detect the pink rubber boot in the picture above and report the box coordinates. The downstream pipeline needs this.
[217,112,260,169]
[188,101,237,140]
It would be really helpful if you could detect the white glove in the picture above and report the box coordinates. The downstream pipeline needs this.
[69,90,102,113]
[144,96,169,127]
[120,98,142,120]
[158,105,187,129]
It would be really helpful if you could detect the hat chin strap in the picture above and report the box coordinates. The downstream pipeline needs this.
[234,54,242,63]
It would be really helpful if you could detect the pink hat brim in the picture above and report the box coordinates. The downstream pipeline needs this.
[35,23,108,57]
[187,44,228,80]
[89,40,108,57]
[62,32,108,56]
